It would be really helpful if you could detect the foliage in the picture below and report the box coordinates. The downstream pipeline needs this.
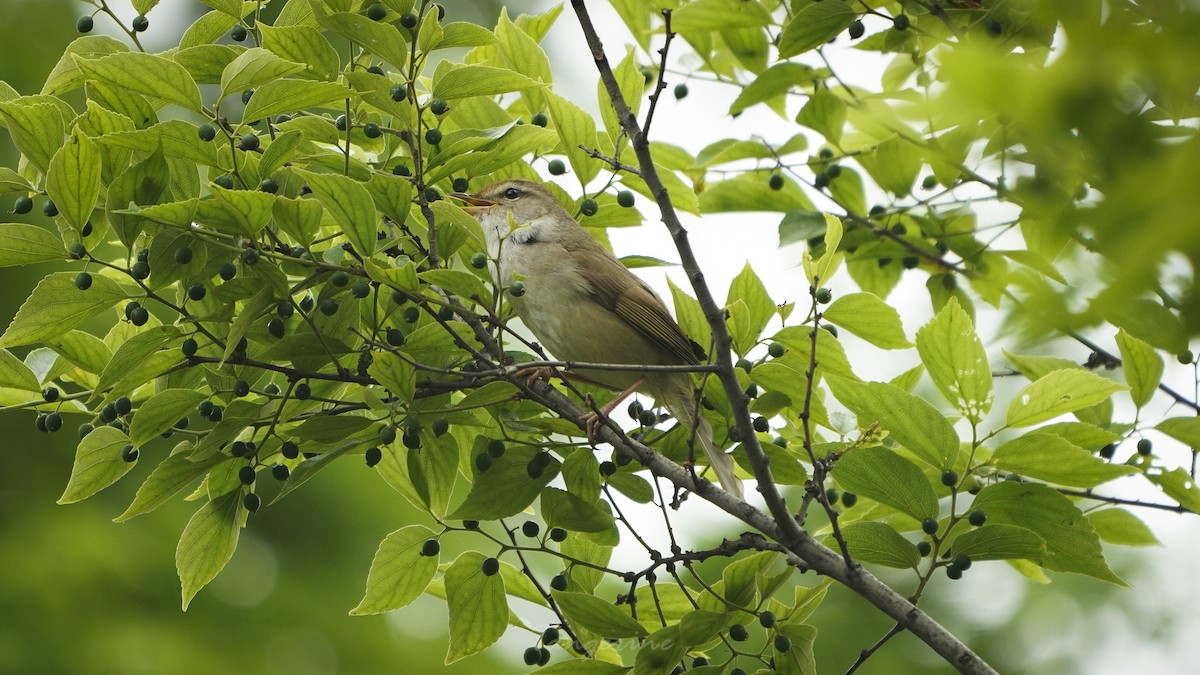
[1,0,1197,673]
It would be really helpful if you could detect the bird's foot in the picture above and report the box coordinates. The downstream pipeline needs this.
[513,365,553,386]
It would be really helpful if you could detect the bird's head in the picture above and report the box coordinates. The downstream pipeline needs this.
[451,179,562,222]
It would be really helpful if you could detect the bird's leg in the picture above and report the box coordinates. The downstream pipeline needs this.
[513,365,554,386]
[582,377,645,442]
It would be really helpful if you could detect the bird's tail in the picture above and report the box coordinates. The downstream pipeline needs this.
[665,385,744,499]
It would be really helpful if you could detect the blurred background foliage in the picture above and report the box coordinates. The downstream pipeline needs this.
[0,1,1196,674]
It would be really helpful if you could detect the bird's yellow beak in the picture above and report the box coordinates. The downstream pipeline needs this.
[450,193,495,216]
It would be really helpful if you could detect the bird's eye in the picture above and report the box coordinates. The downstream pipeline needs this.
[504,187,521,200]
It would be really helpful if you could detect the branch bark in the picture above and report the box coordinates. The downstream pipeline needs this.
[568,2,997,673]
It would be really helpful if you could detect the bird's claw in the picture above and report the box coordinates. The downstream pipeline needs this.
[513,366,553,386]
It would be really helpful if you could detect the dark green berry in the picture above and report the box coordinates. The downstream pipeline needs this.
[1178,350,1195,364]
[366,2,387,20]
[43,412,62,432]
[130,260,150,280]
[617,190,635,208]
[430,99,448,115]
[521,520,540,538]
[941,469,958,486]
[365,446,382,467]
[243,493,261,512]
[238,465,256,485]
[132,15,148,32]
[197,123,217,141]
[363,122,382,138]
[470,252,487,269]
[523,647,539,666]
[403,306,420,323]
[968,510,986,526]
[547,159,566,175]
[815,287,832,303]
[241,248,260,266]
[230,24,248,41]
[294,382,311,399]
[122,445,139,462]
[509,280,525,297]
[474,452,492,472]
[335,114,348,131]
[946,565,963,580]
[213,175,235,190]
[390,83,406,102]
[922,175,938,190]
[431,418,449,436]
[986,20,1003,37]
[263,383,280,396]
[187,283,206,301]
[42,386,59,403]
[753,416,770,433]
[549,527,567,542]
[77,15,94,33]
[267,318,285,338]
[917,540,932,556]
[921,517,939,535]
[319,298,338,316]
[729,623,748,641]
[481,557,500,576]
[351,281,370,298]
[281,441,300,459]
[774,635,792,652]
[542,627,559,645]
[128,305,149,326]
[599,460,617,476]
[232,380,250,397]
[893,14,910,30]
[75,272,92,290]
[767,342,785,358]
[66,242,86,260]
[673,83,688,99]
[452,177,469,193]
[421,539,440,557]
[78,423,94,438]
[379,425,397,445]
[531,113,548,127]
[385,328,405,346]
[272,464,289,480]
[260,178,279,193]
[1137,439,1152,455]
[769,174,784,190]
[849,19,865,39]
[239,133,260,151]
[487,439,506,458]
[424,187,441,202]
[329,270,350,287]
[13,196,32,214]
[579,198,598,216]
[299,294,315,312]
[182,338,198,356]
[400,12,418,28]
[550,574,568,591]
[43,200,59,217]
[424,128,442,145]
[736,358,753,372]
[174,246,193,265]
[841,492,858,507]
[759,611,776,628]
[219,262,237,280]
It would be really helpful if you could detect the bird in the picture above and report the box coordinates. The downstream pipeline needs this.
[451,179,743,499]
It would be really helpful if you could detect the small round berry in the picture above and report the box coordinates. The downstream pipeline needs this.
[916,540,932,556]
[243,492,261,512]
[13,196,33,214]
[452,177,469,193]
[213,175,235,190]
[752,416,770,433]
[542,627,559,645]
[968,510,986,526]
[579,198,598,216]
[128,305,149,326]
[893,14,910,30]
[815,287,832,304]
[431,418,449,437]
[946,566,963,580]
[230,24,248,41]
[424,187,441,202]
[617,190,635,208]
[366,3,387,21]
[429,98,448,115]
[759,611,776,628]
[130,260,150,280]
[550,574,568,591]
[922,175,938,190]
[921,517,939,535]
[1178,349,1195,364]
[75,272,92,290]
[218,262,237,281]
[242,248,260,265]
[729,623,749,641]
[521,520,540,538]
[335,114,348,131]
[841,492,858,507]
[848,19,865,39]
[42,386,60,403]
[599,460,617,476]
[351,281,370,298]
[769,174,784,191]
[767,342,785,358]
[481,557,500,576]
[238,465,256,485]
[43,200,59,217]
[197,123,217,142]
[403,306,421,323]
[180,338,199,357]
[673,83,688,99]
[319,298,338,316]
[469,252,488,269]
[486,439,506,458]
[1137,439,1153,456]
[384,327,405,346]
[474,452,492,472]
[736,358,753,372]
[44,412,63,432]
[78,423,94,438]
[953,554,972,570]
[424,128,442,145]
[421,539,441,557]
[272,464,290,480]
[122,445,139,462]
[77,15,94,33]
[173,246,192,265]
[260,178,279,193]
[941,469,958,487]
[509,280,526,297]
[239,133,260,151]
[400,12,418,28]
[365,446,383,467]
[531,113,548,127]
[389,83,406,102]
[523,647,540,666]
[267,318,285,338]
[547,159,566,175]
[294,382,311,399]
[132,15,149,32]
[363,122,382,138]
[774,635,792,652]
[232,380,250,398]
[549,527,567,542]
[187,283,206,301]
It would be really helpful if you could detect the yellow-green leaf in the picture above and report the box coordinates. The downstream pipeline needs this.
[74,52,203,112]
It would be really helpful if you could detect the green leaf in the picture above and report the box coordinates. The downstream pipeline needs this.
[771,327,857,381]
[197,0,242,17]
[270,440,359,504]
[0,98,68,174]
[92,326,179,402]
[294,170,377,257]
[1115,329,1163,409]
[220,285,275,365]
[727,263,774,354]
[832,446,937,520]
[129,390,211,447]
[699,172,814,213]
[0,272,130,348]
[541,487,614,533]
[432,64,545,100]
[598,49,644,144]
[176,491,242,610]
[777,1,857,58]
[445,552,508,664]
[538,663,629,675]
[608,472,654,503]
[450,446,560,520]
[434,22,499,50]
[990,431,1138,488]
[804,213,843,286]
[779,210,828,247]
[42,35,130,95]
[635,624,685,674]
[823,292,910,350]
[858,135,922,196]
[0,223,65,267]
[58,426,136,504]
[100,119,220,166]
[915,296,992,422]
[316,10,409,70]
[259,23,341,81]
[672,0,773,33]
[1145,467,1200,511]
[552,591,647,638]
[219,47,305,98]
[545,91,601,185]
[368,351,415,404]
[114,450,225,522]
[795,88,847,144]
[408,431,460,518]
[730,63,817,116]
[972,482,1125,585]
[350,525,440,614]
[826,376,959,469]
[242,79,350,122]
[290,415,373,444]
[495,8,551,113]
[722,551,775,608]
[826,522,920,569]
[1088,509,1161,547]
[74,52,203,112]
[950,524,1047,561]
[106,146,169,246]
[45,128,101,233]
[0,347,41,390]
[1005,369,1128,427]
[1156,416,1200,450]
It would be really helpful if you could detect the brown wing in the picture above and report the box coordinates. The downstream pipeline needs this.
[567,244,699,366]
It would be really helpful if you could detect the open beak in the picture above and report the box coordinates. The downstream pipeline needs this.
[450,192,495,216]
